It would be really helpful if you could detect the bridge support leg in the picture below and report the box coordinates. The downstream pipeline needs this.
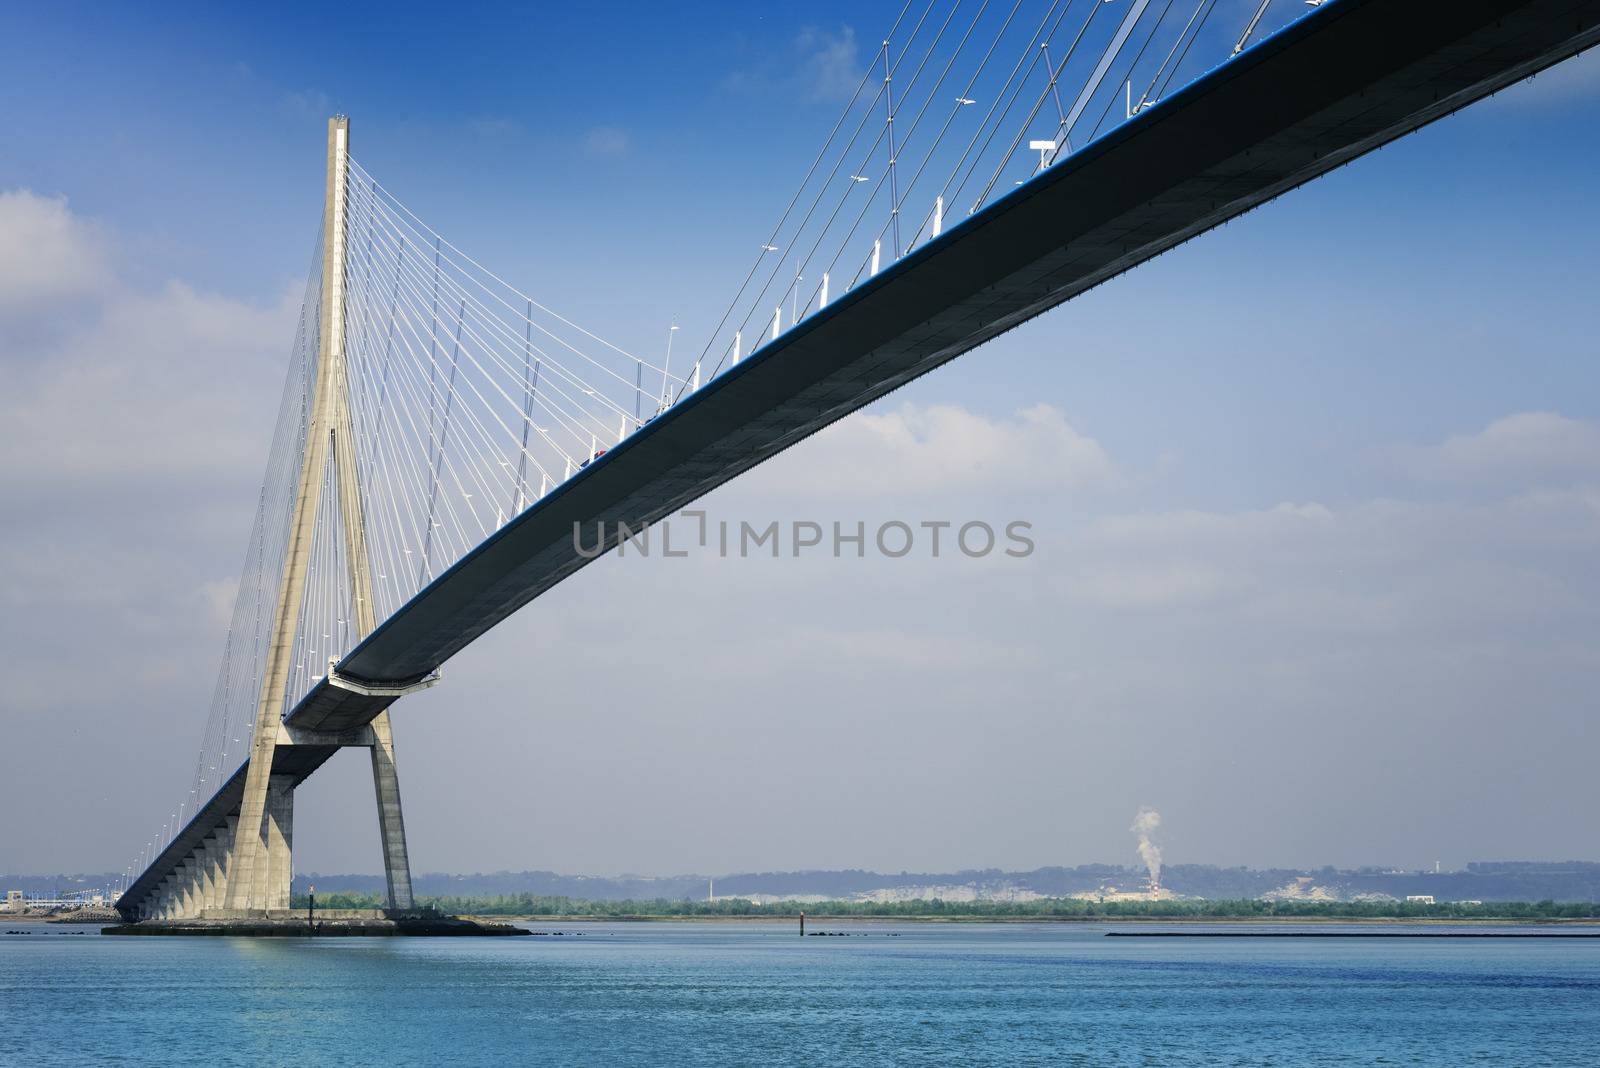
[199,834,220,911]
[180,857,201,918]
[266,775,295,911]
[215,815,237,907]
[200,836,217,911]
[230,779,273,912]
[369,711,415,909]
[209,839,223,905]
[228,773,296,913]
[190,858,206,917]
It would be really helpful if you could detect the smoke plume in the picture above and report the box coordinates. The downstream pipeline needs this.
[1130,806,1162,889]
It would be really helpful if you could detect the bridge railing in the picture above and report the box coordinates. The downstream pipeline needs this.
[685,0,1321,394]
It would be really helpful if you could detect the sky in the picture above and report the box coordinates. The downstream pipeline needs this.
[1,2,1598,881]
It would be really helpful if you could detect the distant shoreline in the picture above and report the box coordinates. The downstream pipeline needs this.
[290,887,1600,924]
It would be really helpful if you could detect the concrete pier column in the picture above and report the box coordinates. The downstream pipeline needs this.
[369,711,414,909]
[196,837,213,911]
[213,835,226,906]
[236,775,293,912]
[179,858,200,918]
[197,837,218,910]
[230,783,270,911]
[198,844,217,908]
[191,856,207,917]
[265,775,295,911]
[215,815,237,906]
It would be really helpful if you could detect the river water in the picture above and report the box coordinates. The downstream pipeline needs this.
[2,921,1597,1065]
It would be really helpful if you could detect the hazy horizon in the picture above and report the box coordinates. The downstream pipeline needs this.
[7,851,1598,885]
[11,856,1596,883]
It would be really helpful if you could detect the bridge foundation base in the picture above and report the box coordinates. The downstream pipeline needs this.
[102,908,527,937]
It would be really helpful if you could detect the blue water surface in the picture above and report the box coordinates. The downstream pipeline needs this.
[2,922,1597,1065]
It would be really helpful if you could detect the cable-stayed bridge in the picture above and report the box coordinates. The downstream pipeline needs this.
[115,0,1599,921]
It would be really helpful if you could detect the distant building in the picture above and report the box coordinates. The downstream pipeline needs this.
[2,890,23,913]
[1405,895,1436,904]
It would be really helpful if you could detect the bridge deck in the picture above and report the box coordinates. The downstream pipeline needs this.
[123,0,1600,913]
[323,0,1600,695]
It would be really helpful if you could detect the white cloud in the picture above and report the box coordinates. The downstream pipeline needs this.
[1071,561,1230,607]
[0,277,301,492]
[280,88,333,121]
[0,188,302,719]
[0,190,108,319]
[728,623,1043,680]
[795,26,862,101]
[1055,489,1599,633]
[198,578,240,630]
[752,402,1119,498]
[1397,411,1600,487]
[468,116,523,138]
[583,126,630,156]
[723,25,864,101]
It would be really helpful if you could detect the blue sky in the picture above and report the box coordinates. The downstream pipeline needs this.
[2,3,1597,879]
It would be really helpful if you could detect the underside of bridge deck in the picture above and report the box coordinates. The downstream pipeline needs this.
[325,0,1600,694]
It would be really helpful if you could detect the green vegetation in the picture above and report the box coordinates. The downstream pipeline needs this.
[290,892,1600,921]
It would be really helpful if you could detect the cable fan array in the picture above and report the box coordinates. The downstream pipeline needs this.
[340,160,686,626]
[687,0,1319,392]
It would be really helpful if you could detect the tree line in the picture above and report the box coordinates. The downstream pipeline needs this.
[291,893,1600,920]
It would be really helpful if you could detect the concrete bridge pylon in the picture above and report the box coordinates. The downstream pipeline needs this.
[217,116,416,915]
